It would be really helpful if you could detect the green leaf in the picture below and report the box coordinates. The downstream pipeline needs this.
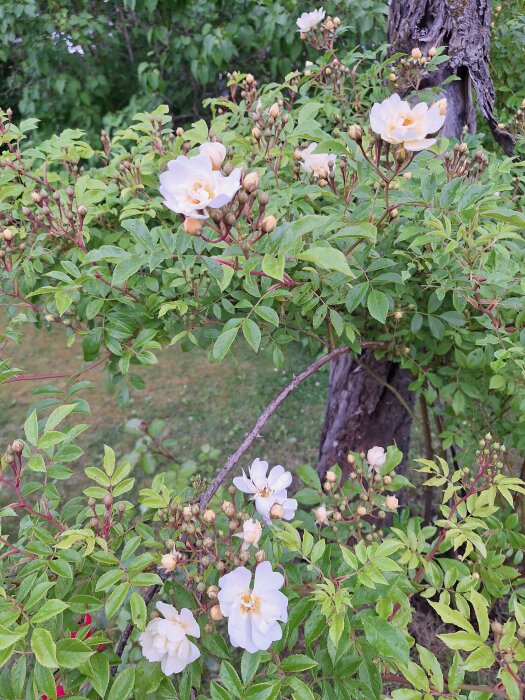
[462,644,495,672]
[24,410,39,446]
[367,289,389,324]
[241,651,262,686]
[45,403,76,432]
[296,464,321,490]
[287,677,315,700]
[254,305,279,326]
[243,318,262,352]
[220,660,243,697]
[31,599,69,624]
[262,253,285,281]
[213,327,239,361]
[280,654,318,673]
[108,667,136,700]
[429,601,475,634]
[447,651,464,692]
[130,592,147,631]
[298,246,353,277]
[56,638,95,668]
[31,628,58,668]
[364,616,409,665]
[469,589,489,641]
[112,254,144,286]
[105,582,130,619]
[210,681,231,700]
[90,653,110,698]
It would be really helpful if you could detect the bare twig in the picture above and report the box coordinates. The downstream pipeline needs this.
[199,345,353,510]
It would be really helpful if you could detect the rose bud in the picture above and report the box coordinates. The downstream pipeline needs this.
[203,509,216,523]
[243,172,259,193]
[261,215,277,233]
[270,503,284,520]
[210,604,223,621]
[183,217,204,235]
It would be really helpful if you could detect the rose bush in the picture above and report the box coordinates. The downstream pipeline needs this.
[1,6,525,699]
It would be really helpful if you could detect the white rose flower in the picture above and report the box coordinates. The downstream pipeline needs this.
[313,504,332,525]
[159,153,241,219]
[370,93,446,151]
[367,446,387,472]
[199,141,227,170]
[298,143,336,177]
[296,7,326,33]
[234,518,263,550]
[217,561,288,652]
[139,602,200,675]
[233,458,294,524]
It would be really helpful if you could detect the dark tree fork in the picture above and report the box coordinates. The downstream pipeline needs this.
[318,0,515,478]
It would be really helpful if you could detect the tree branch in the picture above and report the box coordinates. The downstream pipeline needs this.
[199,345,354,509]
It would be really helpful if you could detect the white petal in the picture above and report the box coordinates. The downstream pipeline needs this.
[267,465,292,491]
[233,471,257,494]
[404,137,436,151]
[179,608,200,638]
[156,601,178,620]
[253,560,284,592]
[248,458,269,485]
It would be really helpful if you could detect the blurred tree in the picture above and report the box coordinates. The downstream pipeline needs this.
[0,0,388,138]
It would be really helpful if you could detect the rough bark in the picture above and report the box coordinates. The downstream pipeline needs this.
[388,0,515,155]
[318,351,415,478]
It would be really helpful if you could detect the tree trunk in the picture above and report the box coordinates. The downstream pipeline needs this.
[388,0,514,154]
[318,351,415,478]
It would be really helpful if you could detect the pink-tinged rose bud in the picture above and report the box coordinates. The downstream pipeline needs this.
[199,141,227,170]
[357,506,367,516]
[314,504,332,525]
[435,98,447,116]
[183,217,204,235]
[210,604,223,621]
[326,470,337,483]
[203,509,216,523]
[161,553,178,571]
[245,73,255,85]
[269,103,280,119]
[11,439,24,453]
[385,495,399,509]
[243,172,259,193]
[261,215,277,233]
[270,503,284,519]
[411,47,422,59]
[252,127,261,140]
[428,46,437,57]
[254,549,266,562]
[2,228,14,241]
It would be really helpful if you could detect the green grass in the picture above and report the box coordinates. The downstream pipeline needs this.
[2,322,329,478]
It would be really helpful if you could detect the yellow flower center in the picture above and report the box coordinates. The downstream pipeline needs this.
[402,116,414,127]
[190,180,214,204]
[240,592,261,615]
[258,486,271,497]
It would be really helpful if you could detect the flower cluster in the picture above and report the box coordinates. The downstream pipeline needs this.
[370,93,446,151]
[160,143,241,222]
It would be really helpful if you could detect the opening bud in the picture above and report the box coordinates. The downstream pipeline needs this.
[348,124,363,141]
[243,171,259,193]
[210,605,223,621]
[161,553,178,571]
[183,217,204,235]
[270,503,284,520]
[269,103,280,119]
[411,47,422,60]
[262,215,277,233]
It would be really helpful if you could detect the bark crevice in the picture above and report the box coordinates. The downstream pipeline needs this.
[388,0,514,154]
[318,351,414,478]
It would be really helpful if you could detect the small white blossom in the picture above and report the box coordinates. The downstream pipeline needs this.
[159,153,241,219]
[217,561,288,652]
[296,7,326,33]
[199,142,227,170]
[298,143,336,177]
[313,504,332,525]
[139,602,200,675]
[367,446,386,472]
[234,518,263,550]
[370,93,446,151]
[233,458,296,524]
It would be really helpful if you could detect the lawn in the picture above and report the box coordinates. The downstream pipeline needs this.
[2,319,330,482]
